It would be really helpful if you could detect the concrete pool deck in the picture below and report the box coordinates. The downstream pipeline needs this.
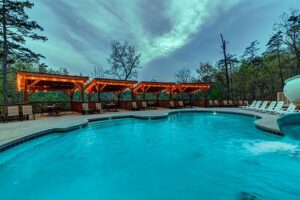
[0,107,281,152]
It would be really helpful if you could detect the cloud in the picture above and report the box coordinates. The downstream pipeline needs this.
[30,0,240,68]
[27,0,300,80]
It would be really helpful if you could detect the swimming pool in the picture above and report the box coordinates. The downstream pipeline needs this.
[1,112,300,199]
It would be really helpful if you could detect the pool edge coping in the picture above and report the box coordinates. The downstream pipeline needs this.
[0,109,282,152]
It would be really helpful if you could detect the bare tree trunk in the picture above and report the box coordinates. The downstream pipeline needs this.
[2,0,8,105]
[277,49,284,89]
[220,34,230,99]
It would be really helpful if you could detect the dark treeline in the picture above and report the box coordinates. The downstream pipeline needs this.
[175,9,300,101]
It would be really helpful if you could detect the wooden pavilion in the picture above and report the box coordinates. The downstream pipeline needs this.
[177,83,212,105]
[133,81,176,101]
[133,81,212,106]
[16,71,89,103]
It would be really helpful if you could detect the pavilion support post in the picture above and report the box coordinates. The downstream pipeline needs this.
[117,92,121,104]
[143,92,146,101]
[98,92,101,102]
[156,92,160,106]
[88,93,91,103]
[81,84,85,102]
[70,91,74,103]
[130,87,135,101]
[204,89,208,107]
[188,92,193,106]
[24,90,29,104]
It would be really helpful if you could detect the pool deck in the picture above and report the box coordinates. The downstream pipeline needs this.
[0,107,281,152]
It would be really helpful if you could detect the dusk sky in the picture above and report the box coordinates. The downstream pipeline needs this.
[27,0,300,81]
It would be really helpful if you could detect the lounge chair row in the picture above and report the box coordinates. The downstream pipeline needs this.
[209,100,249,107]
[1,105,35,122]
[81,101,191,114]
[241,100,298,115]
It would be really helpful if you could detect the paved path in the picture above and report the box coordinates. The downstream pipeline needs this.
[0,108,281,151]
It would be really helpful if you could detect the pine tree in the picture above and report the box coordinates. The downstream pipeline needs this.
[0,0,47,105]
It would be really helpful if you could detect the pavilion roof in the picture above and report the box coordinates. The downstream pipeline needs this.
[16,71,89,92]
[133,81,177,94]
[85,78,138,94]
[177,83,212,93]
[133,82,212,94]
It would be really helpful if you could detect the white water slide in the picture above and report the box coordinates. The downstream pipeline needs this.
[284,74,300,104]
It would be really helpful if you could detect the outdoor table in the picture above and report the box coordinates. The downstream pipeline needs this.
[147,102,157,109]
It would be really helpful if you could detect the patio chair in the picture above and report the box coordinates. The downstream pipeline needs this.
[268,101,284,114]
[223,100,229,107]
[260,101,276,112]
[22,105,35,120]
[209,100,214,107]
[169,101,176,109]
[94,102,104,113]
[82,103,91,114]
[132,102,140,111]
[141,101,150,110]
[228,100,234,107]
[178,101,185,108]
[0,107,5,123]
[254,101,268,111]
[7,106,20,121]
[213,100,219,107]
[244,100,249,106]
[276,103,297,115]
[238,100,244,107]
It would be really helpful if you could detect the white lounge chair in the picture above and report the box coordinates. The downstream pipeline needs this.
[209,100,214,107]
[241,101,256,109]
[22,105,35,120]
[248,101,261,110]
[261,101,276,112]
[269,101,284,114]
[254,101,268,111]
[276,103,297,115]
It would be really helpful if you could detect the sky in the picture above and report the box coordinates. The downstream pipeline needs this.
[27,0,300,81]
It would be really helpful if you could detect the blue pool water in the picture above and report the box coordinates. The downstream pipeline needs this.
[1,112,300,200]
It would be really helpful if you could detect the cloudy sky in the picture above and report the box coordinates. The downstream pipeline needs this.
[28,0,299,81]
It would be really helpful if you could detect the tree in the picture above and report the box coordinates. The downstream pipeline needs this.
[107,40,141,80]
[38,63,48,73]
[266,31,284,88]
[195,62,215,82]
[91,64,105,78]
[0,0,47,105]
[174,68,193,83]
[275,9,300,75]
[220,34,230,99]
